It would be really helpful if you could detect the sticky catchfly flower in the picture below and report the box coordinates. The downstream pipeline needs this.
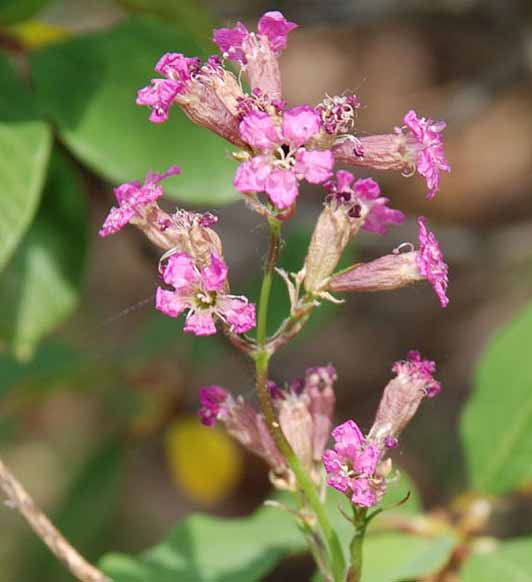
[99,165,181,237]
[234,107,334,209]
[333,109,450,199]
[156,252,256,336]
[323,420,386,507]
[369,351,441,444]
[198,385,229,427]
[213,11,297,100]
[328,216,449,307]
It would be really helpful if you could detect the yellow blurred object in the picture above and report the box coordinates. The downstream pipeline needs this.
[10,21,70,48]
[165,416,242,505]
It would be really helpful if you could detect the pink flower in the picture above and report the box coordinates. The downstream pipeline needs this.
[198,385,229,426]
[392,350,441,398]
[416,217,449,308]
[402,110,450,199]
[213,11,297,64]
[328,217,449,308]
[323,420,386,507]
[137,53,245,145]
[332,109,450,199]
[99,165,181,237]
[325,170,405,235]
[369,351,442,444]
[136,53,200,124]
[156,252,256,336]
[234,107,334,209]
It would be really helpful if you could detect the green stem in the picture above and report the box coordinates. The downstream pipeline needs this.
[347,508,367,582]
[254,218,346,582]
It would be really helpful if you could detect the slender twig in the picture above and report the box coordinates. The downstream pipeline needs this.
[0,457,108,582]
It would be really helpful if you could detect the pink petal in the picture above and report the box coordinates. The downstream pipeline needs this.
[294,149,334,184]
[322,449,343,474]
[353,177,381,201]
[335,170,355,192]
[212,22,249,64]
[350,478,378,508]
[202,253,228,292]
[155,287,188,318]
[352,443,380,475]
[99,205,135,237]
[184,310,217,336]
[113,181,141,205]
[257,11,298,54]
[162,252,199,289]
[362,199,405,235]
[239,111,279,151]
[265,167,298,209]
[332,420,365,452]
[234,156,272,193]
[219,297,256,333]
[282,106,321,146]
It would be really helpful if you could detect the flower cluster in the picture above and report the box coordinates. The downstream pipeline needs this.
[100,9,451,522]
[324,351,441,508]
[199,365,336,489]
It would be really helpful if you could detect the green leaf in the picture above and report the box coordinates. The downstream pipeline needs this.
[0,149,87,359]
[363,532,456,582]
[461,302,532,494]
[460,538,532,582]
[100,503,306,582]
[117,0,212,39]
[30,17,240,206]
[0,0,49,25]
[0,54,51,273]
[20,438,126,582]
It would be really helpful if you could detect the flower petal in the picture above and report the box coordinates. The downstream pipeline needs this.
[282,105,321,146]
[295,149,334,184]
[265,168,298,209]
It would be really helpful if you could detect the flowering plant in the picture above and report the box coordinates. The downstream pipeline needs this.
[4,7,532,582]
[99,11,450,581]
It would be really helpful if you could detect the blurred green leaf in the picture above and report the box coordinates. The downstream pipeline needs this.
[116,0,212,39]
[460,538,532,582]
[0,54,51,273]
[0,340,81,398]
[30,17,240,206]
[100,502,305,582]
[0,149,87,360]
[21,438,126,582]
[362,532,456,582]
[0,0,49,25]
[461,303,532,494]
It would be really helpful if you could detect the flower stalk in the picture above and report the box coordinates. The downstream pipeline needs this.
[254,218,346,582]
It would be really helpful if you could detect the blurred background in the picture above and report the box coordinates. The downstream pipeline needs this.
[1,0,532,580]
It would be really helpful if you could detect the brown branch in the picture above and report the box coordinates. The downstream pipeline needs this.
[0,457,108,582]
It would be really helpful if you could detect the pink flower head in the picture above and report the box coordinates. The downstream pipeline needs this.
[416,217,449,308]
[136,53,201,123]
[234,107,333,209]
[156,252,256,336]
[198,385,229,426]
[402,110,450,199]
[213,11,297,64]
[392,350,441,398]
[325,170,405,235]
[323,420,386,507]
[99,165,181,237]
